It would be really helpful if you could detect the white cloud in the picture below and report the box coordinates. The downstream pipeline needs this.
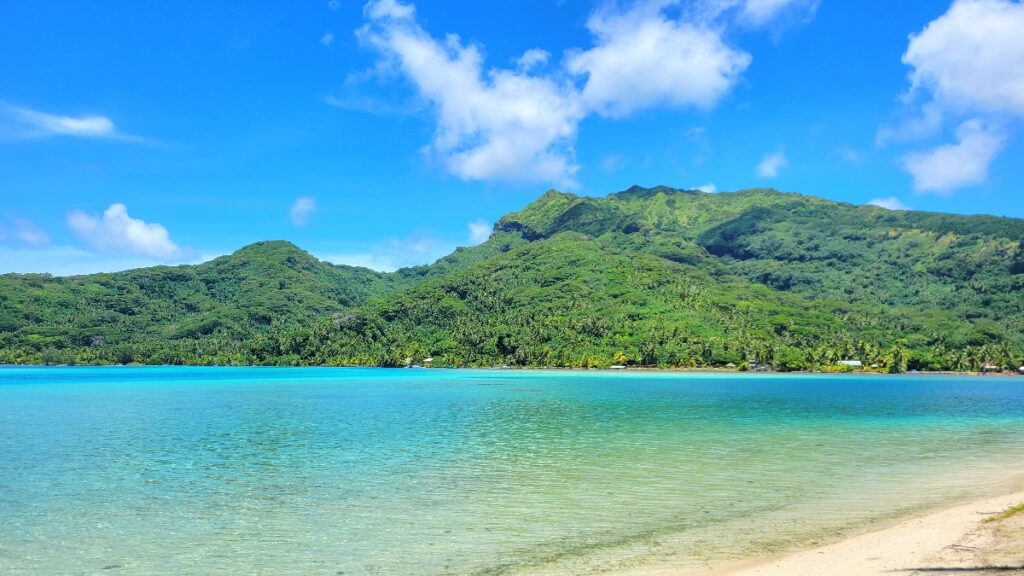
[355,0,754,186]
[321,32,335,47]
[358,0,584,186]
[67,204,181,259]
[876,102,945,146]
[882,0,1024,191]
[467,219,491,245]
[566,3,751,118]
[695,183,718,193]
[868,197,912,211]
[0,104,145,142]
[516,48,550,72]
[757,148,787,178]
[903,0,1024,119]
[902,119,1005,195]
[322,233,452,272]
[0,218,50,248]
[364,0,415,20]
[290,196,317,227]
[12,107,113,136]
[738,0,819,27]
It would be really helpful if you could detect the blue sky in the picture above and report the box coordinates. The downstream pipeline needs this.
[1,0,1022,275]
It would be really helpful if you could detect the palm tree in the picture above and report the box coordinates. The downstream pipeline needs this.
[951,349,968,372]
[996,341,1014,369]
[967,347,983,372]
[824,347,840,366]
[887,344,909,374]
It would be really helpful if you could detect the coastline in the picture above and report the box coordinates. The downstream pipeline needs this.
[706,475,1024,576]
[596,473,1024,576]
[3,362,1022,377]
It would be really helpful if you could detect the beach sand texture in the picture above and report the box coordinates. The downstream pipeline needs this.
[713,489,1024,576]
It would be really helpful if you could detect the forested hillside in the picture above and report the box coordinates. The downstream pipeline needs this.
[2,186,1022,371]
[0,241,396,364]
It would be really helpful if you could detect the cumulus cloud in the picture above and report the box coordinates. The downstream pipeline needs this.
[67,204,181,259]
[757,148,787,178]
[868,197,912,211]
[0,104,143,142]
[902,119,1005,195]
[467,219,491,245]
[516,48,550,72]
[566,3,751,118]
[321,32,335,47]
[882,0,1024,192]
[695,183,718,193]
[354,0,757,186]
[358,1,585,186]
[903,0,1024,119]
[365,0,415,20]
[290,196,317,226]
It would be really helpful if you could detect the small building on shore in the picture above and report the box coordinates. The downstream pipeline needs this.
[839,360,862,368]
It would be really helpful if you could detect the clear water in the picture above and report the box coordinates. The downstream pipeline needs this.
[2,367,1024,576]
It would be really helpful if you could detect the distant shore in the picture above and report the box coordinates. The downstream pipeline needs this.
[3,363,1024,377]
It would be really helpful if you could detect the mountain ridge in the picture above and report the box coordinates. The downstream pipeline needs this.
[1,185,1022,370]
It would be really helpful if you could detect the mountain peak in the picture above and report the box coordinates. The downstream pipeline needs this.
[234,240,307,255]
[205,240,321,272]
[613,185,696,199]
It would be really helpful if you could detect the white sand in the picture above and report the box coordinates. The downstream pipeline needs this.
[712,489,1024,576]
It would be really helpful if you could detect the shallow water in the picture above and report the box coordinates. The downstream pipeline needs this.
[1,367,1023,575]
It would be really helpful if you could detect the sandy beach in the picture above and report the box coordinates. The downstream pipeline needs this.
[708,486,1024,576]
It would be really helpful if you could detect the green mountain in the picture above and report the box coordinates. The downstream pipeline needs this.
[2,186,1022,371]
[0,240,395,364]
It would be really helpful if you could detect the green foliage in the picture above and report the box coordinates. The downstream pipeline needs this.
[984,502,1024,523]
[1,187,1022,370]
[0,241,396,365]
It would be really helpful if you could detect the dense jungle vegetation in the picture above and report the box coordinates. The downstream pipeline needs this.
[2,186,1022,372]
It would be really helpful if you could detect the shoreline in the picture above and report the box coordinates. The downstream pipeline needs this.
[2,363,1022,377]
[598,472,1024,576]
[705,476,1024,576]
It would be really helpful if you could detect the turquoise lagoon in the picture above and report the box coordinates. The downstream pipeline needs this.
[2,367,1024,575]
